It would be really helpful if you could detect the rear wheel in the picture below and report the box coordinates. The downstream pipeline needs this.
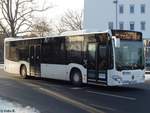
[20,65,27,79]
[70,70,82,86]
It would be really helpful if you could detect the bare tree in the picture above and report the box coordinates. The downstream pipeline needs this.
[0,0,52,37]
[0,28,6,62]
[30,18,53,37]
[56,10,83,34]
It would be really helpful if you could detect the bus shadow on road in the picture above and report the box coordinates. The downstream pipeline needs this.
[25,76,72,86]
[85,84,144,92]
[24,76,144,92]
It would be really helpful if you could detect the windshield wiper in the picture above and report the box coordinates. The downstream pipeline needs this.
[116,62,130,70]
[126,64,144,70]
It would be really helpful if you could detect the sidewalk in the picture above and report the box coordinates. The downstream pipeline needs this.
[0,97,40,113]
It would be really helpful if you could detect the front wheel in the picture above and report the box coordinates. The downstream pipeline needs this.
[70,70,82,86]
[20,65,27,79]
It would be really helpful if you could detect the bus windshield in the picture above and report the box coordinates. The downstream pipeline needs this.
[115,40,144,71]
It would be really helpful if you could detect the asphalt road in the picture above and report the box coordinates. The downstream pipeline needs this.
[0,69,150,113]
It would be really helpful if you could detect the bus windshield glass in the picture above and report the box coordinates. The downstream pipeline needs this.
[115,40,144,70]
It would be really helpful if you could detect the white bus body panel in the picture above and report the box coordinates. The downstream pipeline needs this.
[41,63,87,83]
[107,69,145,86]
[41,64,67,80]
[4,59,30,75]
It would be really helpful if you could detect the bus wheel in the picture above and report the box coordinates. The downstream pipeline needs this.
[20,65,27,79]
[70,70,82,86]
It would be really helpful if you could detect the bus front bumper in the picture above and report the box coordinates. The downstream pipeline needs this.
[107,74,145,86]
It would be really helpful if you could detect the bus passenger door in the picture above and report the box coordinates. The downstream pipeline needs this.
[97,45,107,83]
[87,43,98,82]
[29,45,41,76]
[87,43,107,84]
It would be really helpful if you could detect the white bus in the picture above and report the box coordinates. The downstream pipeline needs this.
[4,30,145,86]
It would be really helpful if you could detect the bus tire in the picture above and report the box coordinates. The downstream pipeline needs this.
[70,69,82,86]
[20,65,28,79]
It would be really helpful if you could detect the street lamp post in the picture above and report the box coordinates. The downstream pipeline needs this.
[113,0,118,29]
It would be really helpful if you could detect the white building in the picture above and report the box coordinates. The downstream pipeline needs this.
[84,0,150,39]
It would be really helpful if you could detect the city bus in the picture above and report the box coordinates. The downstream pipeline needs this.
[4,30,145,86]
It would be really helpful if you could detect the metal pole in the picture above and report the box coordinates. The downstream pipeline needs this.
[116,0,118,29]
[113,0,118,29]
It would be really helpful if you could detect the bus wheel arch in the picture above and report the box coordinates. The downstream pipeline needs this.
[20,64,28,79]
[70,68,82,86]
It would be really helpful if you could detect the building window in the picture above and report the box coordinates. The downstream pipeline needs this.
[119,22,124,30]
[130,5,134,14]
[141,21,146,31]
[130,21,135,31]
[108,22,113,29]
[141,4,145,14]
[119,5,124,14]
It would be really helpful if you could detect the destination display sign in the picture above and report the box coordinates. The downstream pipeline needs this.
[112,30,142,41]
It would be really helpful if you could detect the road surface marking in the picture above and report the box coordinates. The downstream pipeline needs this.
[71,87,83,90]
[38,87,105,113]
[20,82,105,113]
[87,90,136,101]
[6,76,136,101]
[24,82,40,87]
[90,103,116,112]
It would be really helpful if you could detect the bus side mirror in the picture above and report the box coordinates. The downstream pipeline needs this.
[113,36,120,48]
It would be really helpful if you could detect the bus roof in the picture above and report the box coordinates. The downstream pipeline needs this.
[4,29,110,42]
[5,29,142,42]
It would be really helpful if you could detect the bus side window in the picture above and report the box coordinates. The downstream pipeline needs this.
[99,45,107,70]
[66,36,83,63]
[88,43,96,70]
[42,37,65,64]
